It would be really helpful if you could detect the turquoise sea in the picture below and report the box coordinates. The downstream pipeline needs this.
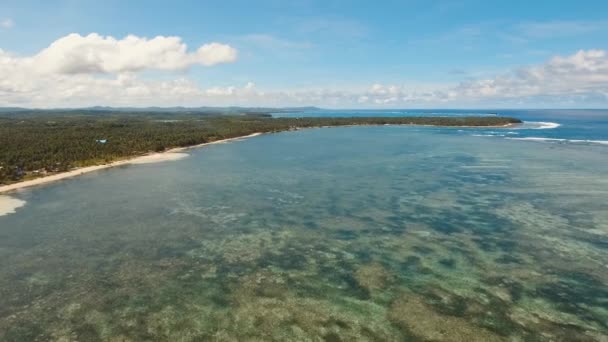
[1,110,607,341]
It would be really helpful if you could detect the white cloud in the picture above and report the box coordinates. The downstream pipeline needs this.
[0,42,607,107]
[195,42,238,67]
[350,49,608,107]
[452,49,608,100]
[0,33,237,106]
[6,33,237,75]
[0,18,14,29]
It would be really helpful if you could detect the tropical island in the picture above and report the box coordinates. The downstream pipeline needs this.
[0,110,521,189]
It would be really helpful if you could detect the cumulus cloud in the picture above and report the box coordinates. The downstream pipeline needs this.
[0,33,237,106]
[6,33,237,75]
[452,49,608,101]
[0,43,607,107]
[353,49,608,106]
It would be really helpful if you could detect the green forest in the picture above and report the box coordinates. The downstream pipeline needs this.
[0,113,521,185]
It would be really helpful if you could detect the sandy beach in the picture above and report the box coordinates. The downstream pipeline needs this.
[0,195,27,216]
[0,132,262,195]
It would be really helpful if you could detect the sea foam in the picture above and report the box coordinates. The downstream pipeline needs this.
[519,121,562,129]
[507,137,608,145]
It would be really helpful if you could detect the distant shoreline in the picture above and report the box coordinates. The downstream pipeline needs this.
[0,122,519,195]
[311,122,518,129]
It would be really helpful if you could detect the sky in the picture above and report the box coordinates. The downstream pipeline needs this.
[1,0,608,108]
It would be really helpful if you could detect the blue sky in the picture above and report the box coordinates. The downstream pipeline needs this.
[1,0,608,108]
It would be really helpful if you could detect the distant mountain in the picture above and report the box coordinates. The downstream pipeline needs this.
[0,107,29,112]
[81,106,321,113]
[0,106,320,112]
[0,106,322,118]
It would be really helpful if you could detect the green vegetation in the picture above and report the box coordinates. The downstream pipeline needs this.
[0,114,520,184]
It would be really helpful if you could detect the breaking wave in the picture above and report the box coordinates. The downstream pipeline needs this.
[517,121,562,129]
[506,137,608,145]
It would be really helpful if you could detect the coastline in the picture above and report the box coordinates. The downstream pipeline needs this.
[313,122,519,129]
[0,121,518,195]
[0,132,263,195]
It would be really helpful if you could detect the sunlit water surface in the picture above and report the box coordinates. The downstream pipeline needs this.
[1,123,608,341]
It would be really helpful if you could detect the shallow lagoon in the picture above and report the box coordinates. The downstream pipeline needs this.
[1,125,608,341]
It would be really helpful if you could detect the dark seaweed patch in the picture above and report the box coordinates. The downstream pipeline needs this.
[400,256,433,275]
[357,216,376,224]
[322,318,350,329]
[334,229,358,240]
[482,276,524,302]
[475,309,520,337]
[209,292,231,307]
[402,255,420,268]
[412,245,434,255]
[385,215,403,225]
[341,273,371,300]
[216,261,254,277]
[447,244,478,264]
[323,332,343,342]
[428,221,462,234]
[494,254,522,264]
[156,245,186,259]
[420,289,468,317]
[467,212,516,236]
[74,323,102,342]
[303,221,319,229]
[533,271,608,328]
[258,250,308,270]
[353,249,373,263]
[3,322,48,342]
[471,288,520,336]
[307,259,371,300]
[471,236,516,253]
[495,238,516,251]
[472,237,494,252]
[571,232,608,249]
[438,258,456,268]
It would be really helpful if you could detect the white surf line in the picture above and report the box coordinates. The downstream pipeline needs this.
[534,122,561,129]
[506,137,608,145]
[518,121,562,129]
[460,165,511,169]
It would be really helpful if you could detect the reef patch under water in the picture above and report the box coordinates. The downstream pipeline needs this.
[1,126,607,341]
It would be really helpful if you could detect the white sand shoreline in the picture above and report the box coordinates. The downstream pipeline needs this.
[0,195,27,216]
[0,132,263,195]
